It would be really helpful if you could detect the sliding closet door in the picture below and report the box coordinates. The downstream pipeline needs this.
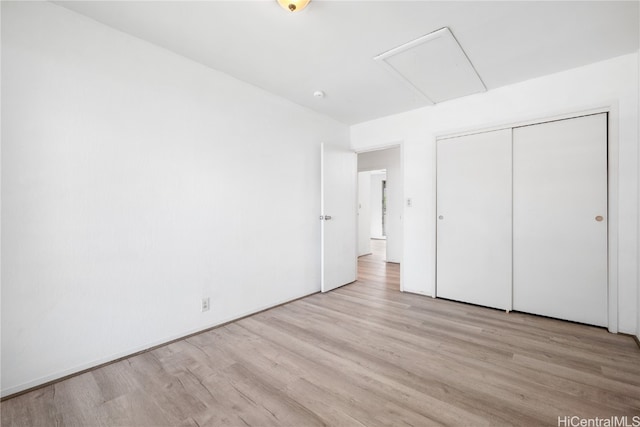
[436,129,512,310]
[513,114,607,326]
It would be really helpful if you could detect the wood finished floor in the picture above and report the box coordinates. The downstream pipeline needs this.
[2,240,639,426]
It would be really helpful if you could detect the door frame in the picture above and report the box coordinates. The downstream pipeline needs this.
[435,103,620,333]
[356,142,405,291]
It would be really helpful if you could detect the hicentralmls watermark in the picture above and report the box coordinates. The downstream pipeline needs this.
[558,416,640,427]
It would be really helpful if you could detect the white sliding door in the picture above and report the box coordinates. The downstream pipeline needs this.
[436,129,512,310]
[513,114,608,326]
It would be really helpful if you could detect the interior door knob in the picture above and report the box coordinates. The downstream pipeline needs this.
[438,215,444,220]
[595,215,604,222]
[325,215,332,220]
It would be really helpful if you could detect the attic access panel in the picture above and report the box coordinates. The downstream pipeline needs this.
[375,27,486,104]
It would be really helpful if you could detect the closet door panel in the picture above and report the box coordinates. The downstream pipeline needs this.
[436,129,512,310]
[513,114,607,326]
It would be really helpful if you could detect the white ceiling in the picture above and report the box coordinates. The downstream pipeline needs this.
[55,1,639,125]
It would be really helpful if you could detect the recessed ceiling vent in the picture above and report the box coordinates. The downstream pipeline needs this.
[374,27,486,104]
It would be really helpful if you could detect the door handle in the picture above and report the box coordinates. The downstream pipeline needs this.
[595,215,604,222]
[325,215,332,220]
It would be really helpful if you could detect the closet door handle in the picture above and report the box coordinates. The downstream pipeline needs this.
[595,215,604,222]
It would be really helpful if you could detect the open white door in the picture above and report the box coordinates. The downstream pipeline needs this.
[321,143,357,292]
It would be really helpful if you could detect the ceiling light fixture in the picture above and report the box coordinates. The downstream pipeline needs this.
[277,0,310,12]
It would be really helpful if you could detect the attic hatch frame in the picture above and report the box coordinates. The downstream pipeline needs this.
[374,27,487,104]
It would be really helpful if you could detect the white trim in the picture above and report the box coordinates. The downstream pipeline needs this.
[354,142,402,155]
[400,141,405,292]
[436,104,614,141]
[435,104,619,332]
[509,127,514,313]
[607,105,620,333]
[433,140,439,299]
[319,142,326,292]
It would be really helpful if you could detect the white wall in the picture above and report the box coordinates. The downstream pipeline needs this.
[358,147,402,263]
[352,52,640,335]
[357,171,371,256]
[369,172,386,239]
[1,1,349,396]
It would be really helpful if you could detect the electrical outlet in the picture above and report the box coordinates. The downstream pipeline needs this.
[201,297,210,312]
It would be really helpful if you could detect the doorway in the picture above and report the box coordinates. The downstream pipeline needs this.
[358,169,387,258]
[357,146,402,266]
